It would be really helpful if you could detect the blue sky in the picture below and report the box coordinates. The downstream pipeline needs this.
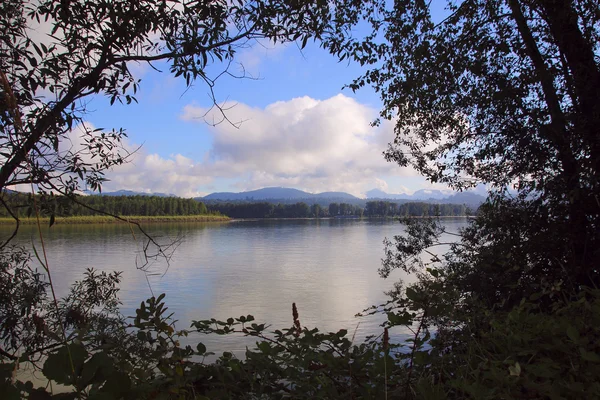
[82,37,446,198]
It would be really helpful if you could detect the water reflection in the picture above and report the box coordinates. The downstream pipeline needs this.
[1,218,468,354]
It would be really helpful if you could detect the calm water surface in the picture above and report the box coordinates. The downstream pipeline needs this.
[1,218,468,354]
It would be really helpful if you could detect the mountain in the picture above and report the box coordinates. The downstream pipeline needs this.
[201,187,360,202]
[367,188,453,200]
[444,192,487,208]
[314,191,358,199]
[88,186,485,206]
[365,188,397,199]
[203,187,312,201]
[365,188,486,206]
[411,189,454,200]
[92,190,176,197]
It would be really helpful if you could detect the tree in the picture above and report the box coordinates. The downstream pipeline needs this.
[310,203,322,218]
[0,0,332,235]
[324,0,600,291]
[0,1,337,389]
[328,202,339,216]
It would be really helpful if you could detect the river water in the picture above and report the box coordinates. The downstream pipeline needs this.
[1,218,468,354]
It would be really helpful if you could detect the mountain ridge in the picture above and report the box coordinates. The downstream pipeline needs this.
[200,186,486,206]
[89,190,176,197]
[86,186,486,207]
[201,187,359,201]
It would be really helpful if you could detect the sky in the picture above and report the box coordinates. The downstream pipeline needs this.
[77,34,450,198]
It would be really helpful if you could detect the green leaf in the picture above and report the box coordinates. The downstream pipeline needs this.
[427,268,439,278]
[196,343,207,355]
[99,371,131,397]
[580,348,600,363]
[405,287,418,301]
[528,363,556,378]
[42,344,87,384]
[387,311,412,326]
[80,352,113,387]
[508,362,521,376]
[301,35,308,49]
[566,325,580,343]
[413,350,430,365]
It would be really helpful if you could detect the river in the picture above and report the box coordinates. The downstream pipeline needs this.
[1,217,468,354]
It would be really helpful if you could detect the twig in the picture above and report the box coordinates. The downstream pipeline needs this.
[405,311,427,398]
[29,166,77,387]
[0,194,20,249]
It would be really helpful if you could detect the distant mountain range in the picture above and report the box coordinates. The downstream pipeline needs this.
[86,186,486,208]
[201,187,359,201]
[365,188,453,200]
[200,186,486,207]
[365,188,486,208]
[90,190,176,197]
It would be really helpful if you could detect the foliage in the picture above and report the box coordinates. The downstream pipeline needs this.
[0,0,340,266]
[2,256,600,399]
[446,287,600,399]
[0,0,334,238]
[0,192,211,218]
[209,201,360,218]
[2,0,600,398]
[0,214,229,226]
[364,201,468,218]
[317,0,600,397]
[322,0,600,288]
[208,200,469,218]
[0,246,48,357]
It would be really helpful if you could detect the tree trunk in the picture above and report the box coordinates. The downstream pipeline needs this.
[508,0,595,284]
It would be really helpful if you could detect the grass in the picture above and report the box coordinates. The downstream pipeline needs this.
[0,214,230,225]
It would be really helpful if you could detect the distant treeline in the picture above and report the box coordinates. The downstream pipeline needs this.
[0,192,212,218]
[1,192,470,220]
[364,201,469,217]
[208,201,470,218]
[208,202,328,218]
[72,195,210,216]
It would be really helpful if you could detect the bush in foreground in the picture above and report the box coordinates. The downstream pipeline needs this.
[1,252,599,399]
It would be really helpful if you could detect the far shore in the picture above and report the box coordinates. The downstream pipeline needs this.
[229,215,472,222]
[0,215,230,225]
[0,214,473,226]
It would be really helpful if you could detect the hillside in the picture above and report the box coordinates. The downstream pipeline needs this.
[202,186,485,208]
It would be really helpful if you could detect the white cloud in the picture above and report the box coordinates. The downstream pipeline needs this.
[101,94,422,197]
[105,152,214,198]
[374,178,389,192]
[181,94,417,196]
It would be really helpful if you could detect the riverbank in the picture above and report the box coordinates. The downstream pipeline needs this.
[229,215,471,221]
[0,214,230,225]
[0,214,472,225]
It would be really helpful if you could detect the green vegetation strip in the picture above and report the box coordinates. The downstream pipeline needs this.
[0,215,230,225]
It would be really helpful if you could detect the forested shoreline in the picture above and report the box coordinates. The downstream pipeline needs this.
[0,192,472,223]
[208,200,470,218]
[0,215,229,225]
[0,192,214,219]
